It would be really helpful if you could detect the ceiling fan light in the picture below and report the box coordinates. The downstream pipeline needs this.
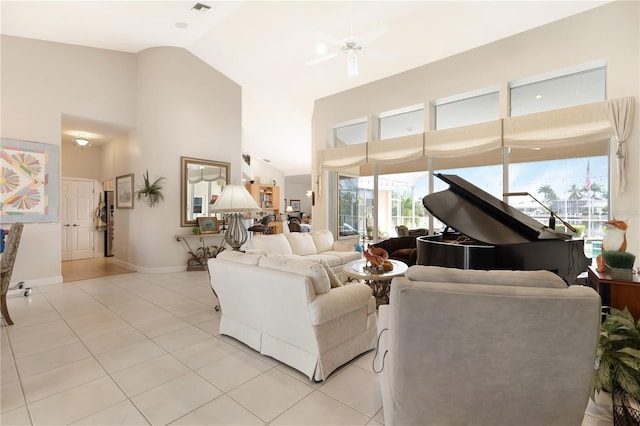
[73,137,91,148]
[347,52,358,77]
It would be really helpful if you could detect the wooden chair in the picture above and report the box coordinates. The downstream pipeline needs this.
[1,222,24,326]
[248,215,273,235]
[288,221,301,232]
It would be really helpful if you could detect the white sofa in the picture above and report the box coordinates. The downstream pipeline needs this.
[246,230,362,276]
[208,250,377,381]
[377,266,601,426]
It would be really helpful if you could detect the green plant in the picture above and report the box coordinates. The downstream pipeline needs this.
[136,170,165,207]
[604,251,636,269]
[591,307,640,402]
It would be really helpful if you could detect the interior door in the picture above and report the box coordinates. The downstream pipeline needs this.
[61,179,95,261]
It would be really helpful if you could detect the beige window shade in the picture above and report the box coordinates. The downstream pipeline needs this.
[425,120,502,158]
[508,140,608,164]
[319,143,367,170]
[503,101,612,148]
[367,134,424,164]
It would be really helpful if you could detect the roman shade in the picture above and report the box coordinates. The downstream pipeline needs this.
[367,134,424,164]
[424,120,502,158]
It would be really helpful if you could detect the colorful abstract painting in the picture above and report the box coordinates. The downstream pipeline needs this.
[0,138,59,223]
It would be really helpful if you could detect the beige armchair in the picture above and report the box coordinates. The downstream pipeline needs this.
[376,266,601,426]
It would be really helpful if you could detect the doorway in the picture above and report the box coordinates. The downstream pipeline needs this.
[61,257,133,282]
[61,178,95,261]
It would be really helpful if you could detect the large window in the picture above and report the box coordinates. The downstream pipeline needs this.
[508,65,608,242]
[329,64,610,249]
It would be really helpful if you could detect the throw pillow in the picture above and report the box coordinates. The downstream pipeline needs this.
[318,258,343,288]
[285,233,318,256]
[246,234,293,255]
[258,255,331,294]
[310,230,334,253]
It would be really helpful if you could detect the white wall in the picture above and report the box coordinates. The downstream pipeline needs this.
[1,36,242,283]
[312,1,640,256]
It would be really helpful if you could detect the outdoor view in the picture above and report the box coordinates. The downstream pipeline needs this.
[338,154,608,257]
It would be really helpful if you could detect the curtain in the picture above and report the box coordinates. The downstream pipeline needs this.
[425,120,502,157]
[319,143,367,171]
[502,101,612,148]
[606,96,635,195]
[367,133,424,164]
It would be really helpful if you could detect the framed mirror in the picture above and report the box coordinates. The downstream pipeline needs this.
[181,156,230,227]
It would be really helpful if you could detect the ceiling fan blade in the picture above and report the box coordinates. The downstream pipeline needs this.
[358,23,389,45]
[305,52,339,66]
[311,31,343,47]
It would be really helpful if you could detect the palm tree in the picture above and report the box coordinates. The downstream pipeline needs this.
[538,184,559,203]
[567,184,585,215]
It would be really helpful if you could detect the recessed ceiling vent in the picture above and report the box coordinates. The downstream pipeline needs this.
[192,3,211,12]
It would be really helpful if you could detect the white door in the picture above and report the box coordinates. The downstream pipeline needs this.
[61,179,95,261]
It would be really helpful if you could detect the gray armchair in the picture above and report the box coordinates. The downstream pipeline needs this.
[376,266,601,426]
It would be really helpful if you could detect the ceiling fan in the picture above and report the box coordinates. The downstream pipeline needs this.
[306,22,392,77]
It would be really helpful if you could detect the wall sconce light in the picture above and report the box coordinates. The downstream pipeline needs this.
[73,137,91,149]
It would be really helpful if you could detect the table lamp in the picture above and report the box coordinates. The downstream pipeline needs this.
[210,184,261,251]
[285,205,294,218]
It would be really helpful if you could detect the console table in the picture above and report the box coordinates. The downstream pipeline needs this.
[587,265,640,319]
[175,233,226,271]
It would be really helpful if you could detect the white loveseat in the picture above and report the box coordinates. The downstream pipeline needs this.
[246,230,361,276]
[376,266,601,426]
[208,250,377,381]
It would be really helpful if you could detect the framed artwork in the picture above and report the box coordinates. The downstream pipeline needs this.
[0,138,60,223]
[116,174,134,209]
[290,199,301,212]
[197,217,219,234]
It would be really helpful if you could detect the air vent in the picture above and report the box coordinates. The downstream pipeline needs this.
[192,3,211,12]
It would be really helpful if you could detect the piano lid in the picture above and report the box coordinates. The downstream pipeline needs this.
[423,174,571,245]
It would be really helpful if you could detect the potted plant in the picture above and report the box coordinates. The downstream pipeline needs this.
[136,170,166,207]
[604,250,637,280]
[591,307,640,425]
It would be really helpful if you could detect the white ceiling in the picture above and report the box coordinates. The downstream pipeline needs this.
[0,0,610,176]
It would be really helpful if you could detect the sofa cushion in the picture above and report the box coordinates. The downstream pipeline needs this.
[285,233,318,256]
[259,255,331,294]
[311,230,335,253]
[405,265,567,289]
[247,234,293,255]
[320,250,362,264]
[305,254,341,268]
[216,250,263,265]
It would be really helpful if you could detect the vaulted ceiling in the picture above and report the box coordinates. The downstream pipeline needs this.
[0,1,610,175]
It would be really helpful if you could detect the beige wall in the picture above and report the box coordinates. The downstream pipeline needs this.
[312,1,640,256]
[1,36,242,283]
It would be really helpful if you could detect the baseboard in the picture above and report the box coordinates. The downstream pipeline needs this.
[10,275,64,288]
[111,258,186,274]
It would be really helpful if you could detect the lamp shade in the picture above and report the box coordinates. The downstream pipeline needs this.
[210,184,261,213]
[285,205,294,213]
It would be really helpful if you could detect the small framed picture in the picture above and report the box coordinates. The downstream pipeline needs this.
[197,217,219,234]
[290,199,300,212]
[116,173,134,209]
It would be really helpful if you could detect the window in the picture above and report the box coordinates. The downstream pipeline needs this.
[510,67,606,116]
[508,65,608,241]
[379,107,424,139]
[435,91,499,130]
[338,175,360,237]
[192,196,203,215]
[334,121,367,146]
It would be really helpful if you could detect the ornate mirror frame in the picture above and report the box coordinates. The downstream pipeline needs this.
[180,156,230,227]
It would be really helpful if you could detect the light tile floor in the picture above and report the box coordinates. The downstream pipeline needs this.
[1,271,612,425]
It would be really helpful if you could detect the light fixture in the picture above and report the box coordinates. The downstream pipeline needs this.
[209,184,261,251]
[345,46,360,77]
[285,205,294,213]
[305,190,312,198]
[73,137,91,149]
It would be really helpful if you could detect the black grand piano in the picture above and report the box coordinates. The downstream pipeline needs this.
[416,173,590,284]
